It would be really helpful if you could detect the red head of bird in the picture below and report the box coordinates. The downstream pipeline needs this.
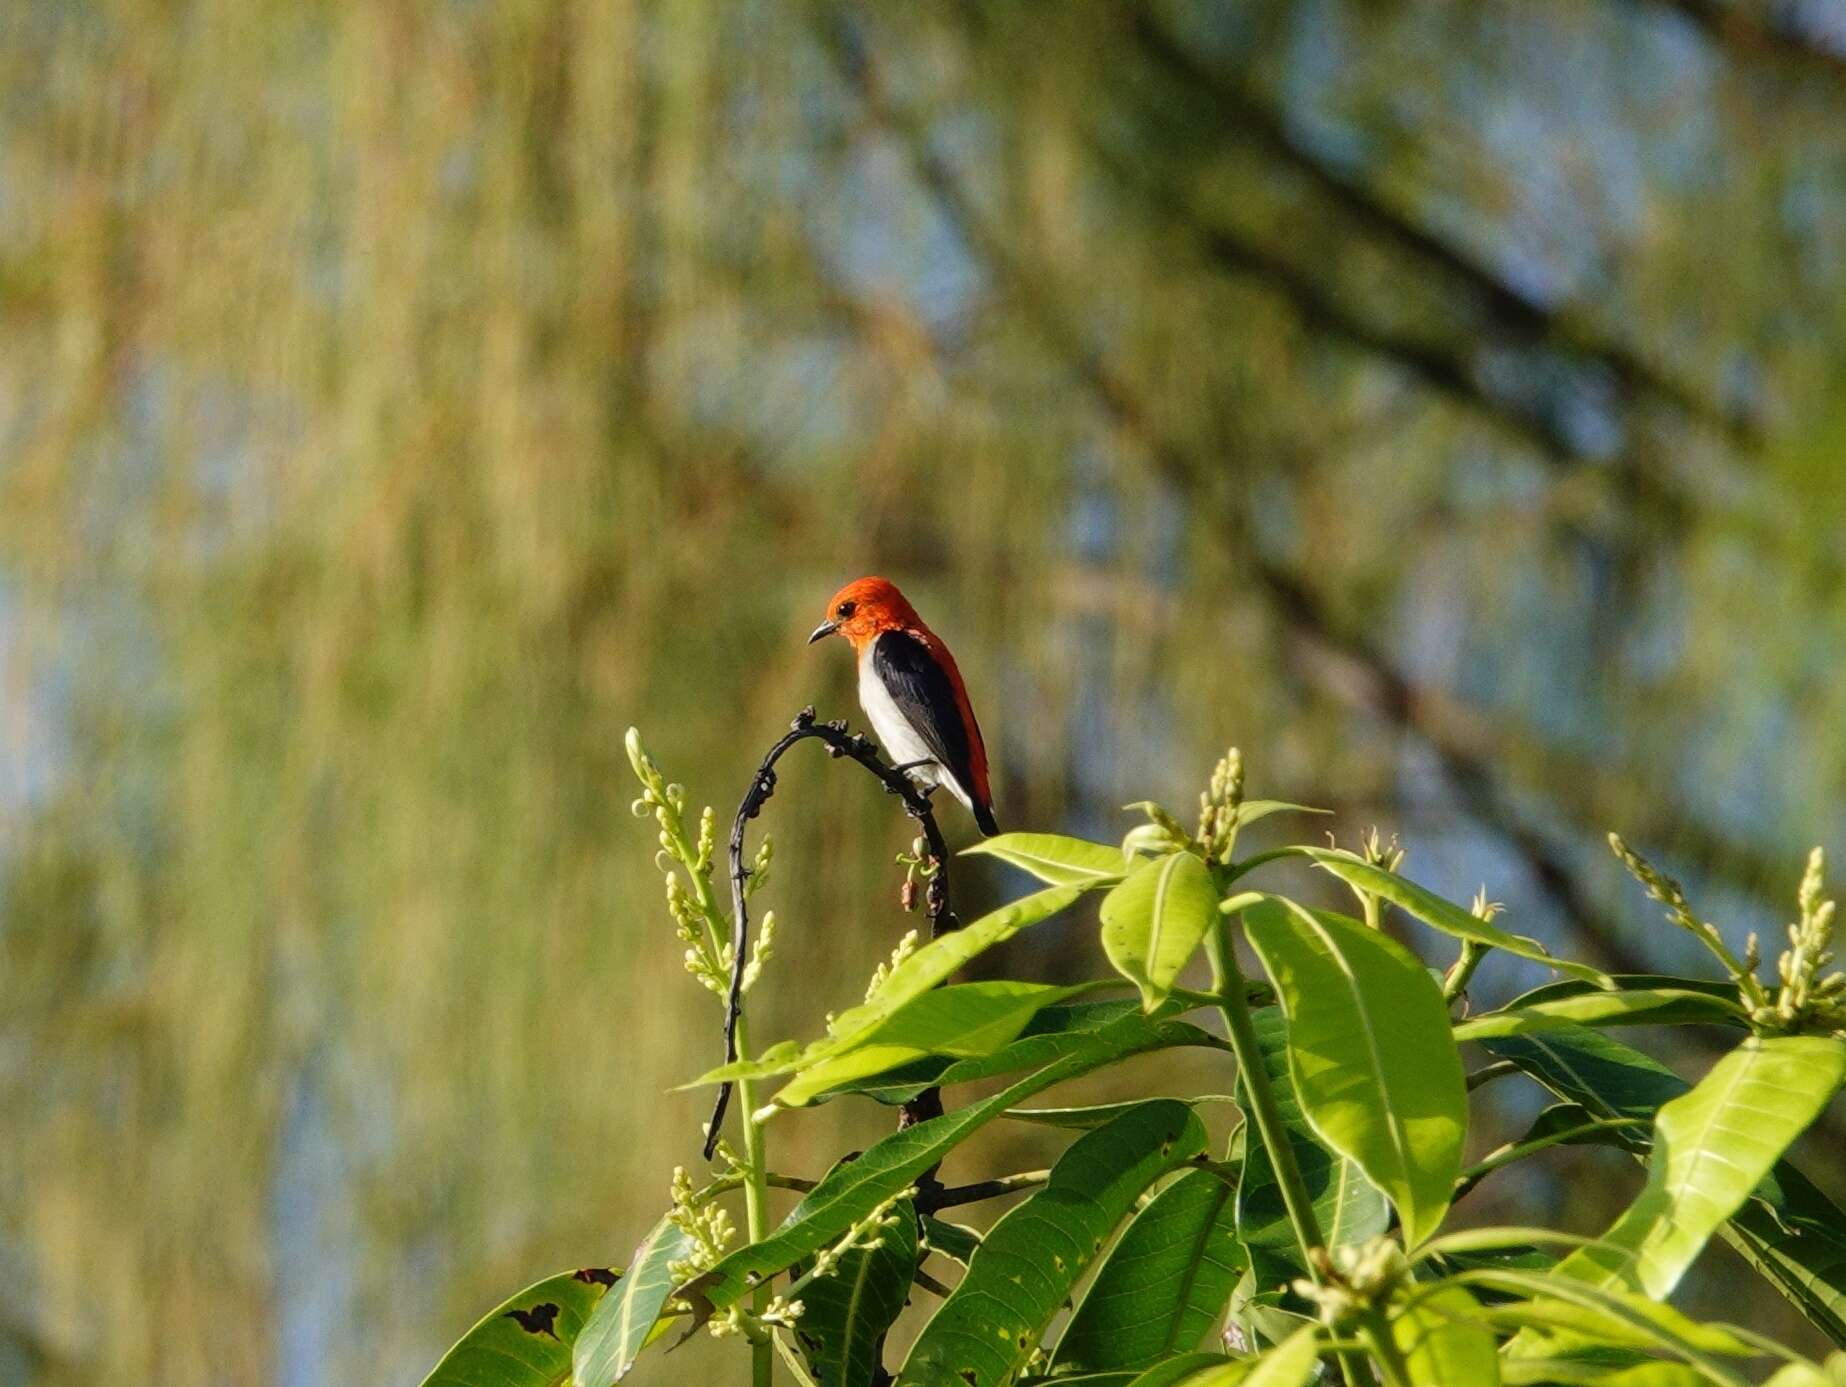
[807,577,998,836]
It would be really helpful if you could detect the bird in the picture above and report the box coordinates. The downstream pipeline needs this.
[808,576,999,836]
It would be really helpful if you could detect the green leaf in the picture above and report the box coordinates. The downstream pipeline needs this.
[418,1266,619,1387]
[962,833,1129,887]
[921,1215,980,1265]
[1500,1361,1713,1386]
[793,1197,919,1387]
[770,980,1105,1107]
[1053,1169,1246,1373]
[1390,1283,1498,1387]
[689,886,1086,1088]
[573,1216,691,1386]
[1453,987,1747,1042]
[1242,897,1468,1247]
[1102,851,1221,1010]
[1457,1267,1756,1381]
[1236,1005,1388,1264]
[1007,1096,1237,1131]
[897,1101,1208,1386]
[1233,800,1330,829]
[1549,1034,1846,1298]
[1483,1024,1846,1346]
[693,1035,1185,1312]
[817,1001,1226,1106]
[1108,1344,1321,1387]
[1293,847,1609,986]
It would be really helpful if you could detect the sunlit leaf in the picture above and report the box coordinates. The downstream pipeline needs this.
[770,980,1105,1107]
[1549,1034,1846,1299]
[810,1001,1227,1106]
[1483,1024,1846,1346]
[1453,987,1747,1041]
[897,1101,1207,1386]
[1102,851,1221,1010]
[1293,847,1609,986]
[1236,1005,1387,1265]
[1233,800,1330,829]
[1390,1283,1497,1387]
[1242,897,1467,1247]
[1053,1169,1245,1373]
[573,1216,691,1386]
[962,833,1130,887]
[419,1266,619,1387]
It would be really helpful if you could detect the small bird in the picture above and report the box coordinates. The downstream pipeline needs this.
[808,576,999,836]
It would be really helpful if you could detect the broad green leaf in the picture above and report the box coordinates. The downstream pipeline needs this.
[573,1217,691,1385]
[1454,988,1747,1042]
[1390,1283,1497,1386]
[1242,898,1467,1247]
[962,832,1129,887]
[1236,1005,1387,1265]
[792,1196,918,1387]
[692,1037,1181,1311]
[419,1266,619,1387]
[1484,1024,1846,1347]
[817,1000,1227,1106]
[770,980,1104,1107]
[1053,1168,1245,1373]
[1549,1034,1846,1298]
[1294,847,1608,986]
[897,1102,1207,1386]
[1102,851,1221,1009]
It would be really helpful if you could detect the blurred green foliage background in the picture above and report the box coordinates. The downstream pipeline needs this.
[2,1,1845,1382]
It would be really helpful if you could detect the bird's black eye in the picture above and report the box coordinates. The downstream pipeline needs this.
[836,600,856,619]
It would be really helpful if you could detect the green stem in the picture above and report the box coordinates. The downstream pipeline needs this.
[1204,915,1325,1261]
[1442,940,1488,1004]
[734,1013,774,1387]
[1359,1312,1413,1387]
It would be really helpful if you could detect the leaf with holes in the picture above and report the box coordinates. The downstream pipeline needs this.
[1102,851,1221,1010]
[1242,897,1467,1248]
[897,1101,1207,1386]
[420,1267,619,1387]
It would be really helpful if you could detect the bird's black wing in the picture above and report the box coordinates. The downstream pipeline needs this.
[871,630,977,801]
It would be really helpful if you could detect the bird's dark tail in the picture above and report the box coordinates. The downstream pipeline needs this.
[974,801,999,837]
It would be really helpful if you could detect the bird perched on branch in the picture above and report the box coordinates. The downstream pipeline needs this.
[808,576,999,836]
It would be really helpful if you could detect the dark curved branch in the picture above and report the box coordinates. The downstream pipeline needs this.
[703,706,958,1160]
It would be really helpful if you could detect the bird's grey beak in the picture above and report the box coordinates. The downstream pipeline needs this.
[807,620,839,645]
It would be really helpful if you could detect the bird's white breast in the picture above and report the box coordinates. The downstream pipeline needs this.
[858,638,951,794]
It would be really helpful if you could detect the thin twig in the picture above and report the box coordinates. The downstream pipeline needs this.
[705,706,959,1160]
